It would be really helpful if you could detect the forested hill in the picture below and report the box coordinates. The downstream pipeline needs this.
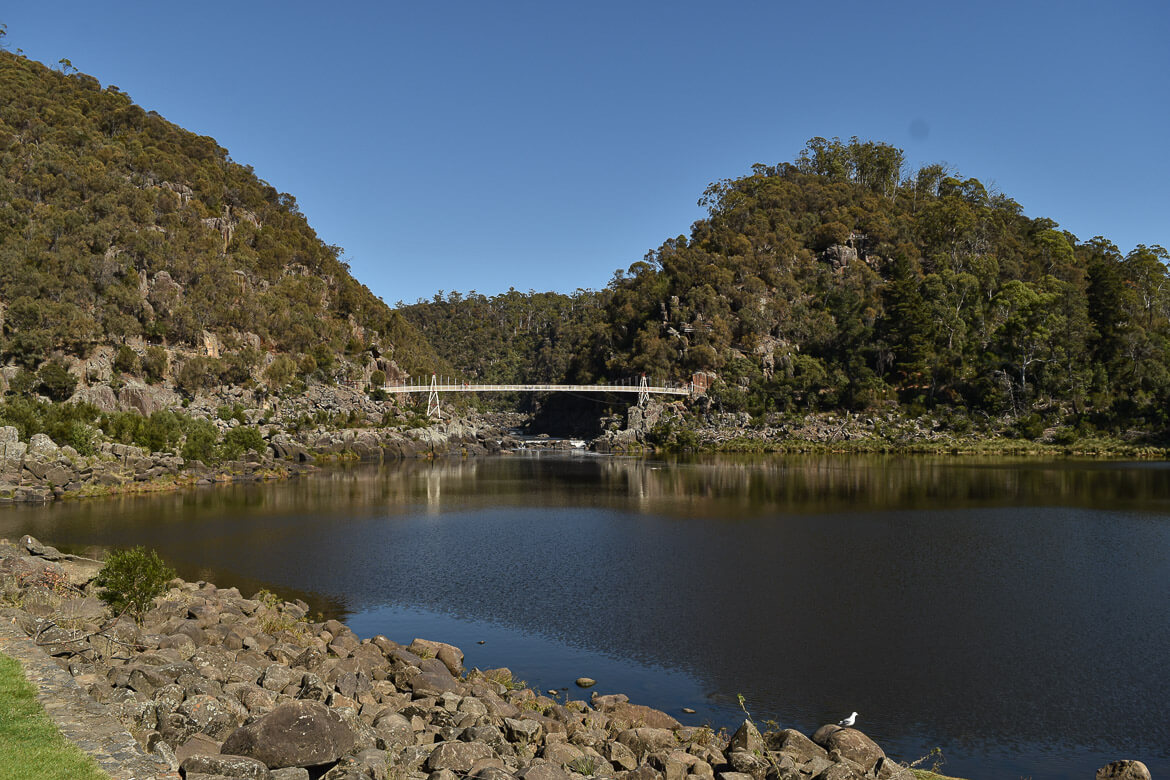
[0,50,439,381]
[405,137,1170,433]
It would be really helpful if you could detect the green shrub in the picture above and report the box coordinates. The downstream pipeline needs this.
[219,425,265,460]
[181,418,218,463]
[142,346,168,383]
[37,359,77,402]
[1013,413,1046,440]
[216,404,247,424]
[63,421,97,456]
[113,345,140,375]
[220,349,260,386]
[8,368,36,396]
[263,354,296,390]
[139,410,184,453]
[175,357,220,397]
[94,547,176,620]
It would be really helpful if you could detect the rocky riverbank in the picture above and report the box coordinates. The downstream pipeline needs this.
[591,401,1170,458]
[0,536,946,780]
[0,414,510,504]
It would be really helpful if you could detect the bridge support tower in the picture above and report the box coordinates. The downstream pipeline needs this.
[427,374,442,419]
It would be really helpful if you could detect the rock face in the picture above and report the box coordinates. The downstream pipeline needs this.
[0,537,938,780]
[221,701,356,768]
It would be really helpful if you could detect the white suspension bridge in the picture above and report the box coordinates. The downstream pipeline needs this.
[381,374,696,419]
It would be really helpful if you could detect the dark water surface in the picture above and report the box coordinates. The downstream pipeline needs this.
[2,454,1168,779]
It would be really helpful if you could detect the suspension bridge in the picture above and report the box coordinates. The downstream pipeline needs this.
[381,374,695,418]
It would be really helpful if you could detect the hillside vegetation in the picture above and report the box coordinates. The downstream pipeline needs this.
[406,137,1170,439]
[0,49,439,390]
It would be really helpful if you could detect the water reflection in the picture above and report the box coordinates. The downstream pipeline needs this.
[0,453,1168,779]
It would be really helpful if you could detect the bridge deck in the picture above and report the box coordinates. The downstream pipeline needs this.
[382,383,690,395]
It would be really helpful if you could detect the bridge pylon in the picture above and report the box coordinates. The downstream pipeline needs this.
[637,374,649,407]
[426,374,442,419]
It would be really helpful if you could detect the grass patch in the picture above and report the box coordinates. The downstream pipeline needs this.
[0,652,109,780]
[911,771,968,780]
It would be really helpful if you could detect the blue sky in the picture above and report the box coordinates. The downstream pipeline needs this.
[4,1,1167,306]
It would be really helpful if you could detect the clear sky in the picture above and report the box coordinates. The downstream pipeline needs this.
[4,1,1167,306]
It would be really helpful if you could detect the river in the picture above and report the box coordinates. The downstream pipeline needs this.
[2,453,1168,779]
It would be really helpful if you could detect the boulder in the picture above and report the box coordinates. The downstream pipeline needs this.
[819,729,884,773]
[592,693,680,730]
[542,742,585,767]
[409,638,465,677]
[767,729,826,764]
[0,426,27,463]
[175,733,222,763]
[518,764,573,780]
[817,758,868,780]
[811,724,841,747]
[373,711,414,749]
[727,720,765,755]
[426,741,496,773]
[1096,761,1152,780]
[616,728,676,757]
[414,669,463,696]
[503,717,543,746]
[180,753,271,780]
[220,701,356,768]
[270,769,310,780]
[27,434,59,458]
[179,693,244,739]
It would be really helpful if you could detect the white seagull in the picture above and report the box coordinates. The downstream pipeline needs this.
[838,712,858,728]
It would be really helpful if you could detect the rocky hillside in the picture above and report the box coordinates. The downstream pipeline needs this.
[0,50,443,395]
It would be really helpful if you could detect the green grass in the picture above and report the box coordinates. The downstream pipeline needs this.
[911,770,968,780]
[0,653,110,780]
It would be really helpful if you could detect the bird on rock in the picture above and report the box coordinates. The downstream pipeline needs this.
[838,712,858,727]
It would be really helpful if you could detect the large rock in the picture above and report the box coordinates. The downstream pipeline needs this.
[767,729,826,764]
[180,753,271,780]
[616,728,676,757]
[1096,760,1152,780]
[409,637,465,677]
[27,433,59,458]
[426,741,496,773]
[820,729,884,773]
[220,701,356,768]
[592,693,681,730]
[817,759,868,780]
[0,426,27,463]
[811,723,842,747]
[727,720,765,755]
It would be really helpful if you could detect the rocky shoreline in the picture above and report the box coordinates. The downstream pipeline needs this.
[0,414,511,505]
[0,535,944,780]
